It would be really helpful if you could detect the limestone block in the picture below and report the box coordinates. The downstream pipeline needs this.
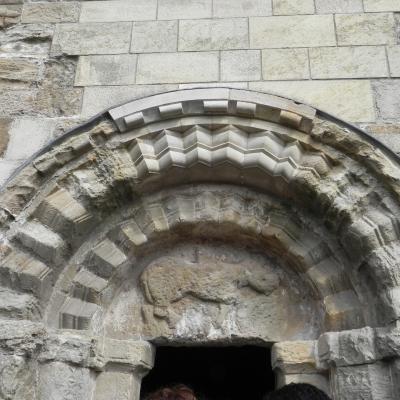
[39,361,95,400]
[0,4,21,29]
[0,57,41,86]
[0,287,39,319]
[249,80,375,122]
[336,13,396,46]
[91,239,127,278]
[272,341,317,374]
[310,46,388,79]
[60,297,100,330]
[158,0,212,20]
[315,0,363,13]
[4,118,55,160]
[276,373,330,394]
[373,80,400,120]
[364,0,400,11]
[136,52,219,84]
[51,23,131,55]
[81,84,178,117]
[179,82,248,89]
[332,363,393,400]
[94,371,141,400]
[80,0,156,22]
[375,326,400,358]
[221,50,261,82]
[21,2,80,23]
[213,0,272,17]
[43,56,77,89]
[75,54,136,86]
[388,46,400,77]
[249,15,335,48]
[131,20,177,53]
[272,0,315,15]
[262,48,309,80]
[178,18,248,51]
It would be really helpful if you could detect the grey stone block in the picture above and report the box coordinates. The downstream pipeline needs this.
[81,84,178,117]
[131,20,177,53]
[51,23,131,55]
[262,48,309,80]
[309,46,388,79]
[136,52,219,84]
[75,54,137,86]
[373,80,400,121]
[249,15,336,48]
[158,0,212,20]
[388,46,400,77]
[250,80,375,122]
[272,0,315,15]
[315,0,363,13]
[21,2,80,23]
[179,18,248,51]
[336,13,396,46]
[221,50,261,81]
[213,0,272,17]
[80,0,156,22]
[363,0,400,12]
[0,57,41,86]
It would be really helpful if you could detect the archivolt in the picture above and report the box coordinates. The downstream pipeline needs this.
[0,88,399,335]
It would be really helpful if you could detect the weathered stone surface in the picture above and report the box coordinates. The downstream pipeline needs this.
[51,23,131,55]
[21,2,80,23]
[364,0,400,12]
[4,118,55,160]
[315,0,363,13]
[80,0,156,22]
[272,0,314,15]
[43,56,77,88]
[94,371,140,400]
[75,54,137,86]
[0,288,39,319]
[336,13,396,45]
[131,20,177,53]
[262,48,309,80]
[213,0,272,17]
[0,4,21,29]
[178,18,248,51]
[249,15,336,48]
[250,80,375,122]
[158,0,212,20]
[0,57,41,87]
[276,373,330,394]
[309,46,388,79]
[0,118,10,156]
[373,80,400,120]
[221,50,261,81]
[81,84,178,117]
[0,160,19,185]
[136,52,219,84]
[388,46,400,77]
[39,362,95,400]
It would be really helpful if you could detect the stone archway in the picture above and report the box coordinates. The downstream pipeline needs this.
[0,88,399,399]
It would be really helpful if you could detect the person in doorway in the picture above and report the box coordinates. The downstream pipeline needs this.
[144,384,198,400]
[264,383,331,400]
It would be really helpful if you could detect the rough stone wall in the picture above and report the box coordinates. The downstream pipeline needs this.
[0,0,400,185]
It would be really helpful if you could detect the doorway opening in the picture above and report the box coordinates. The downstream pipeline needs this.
[140,346,274,400]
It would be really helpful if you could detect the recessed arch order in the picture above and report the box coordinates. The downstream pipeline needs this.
[1,88,400,399]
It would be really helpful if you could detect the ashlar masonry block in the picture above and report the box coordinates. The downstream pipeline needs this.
[221,50,261,81]
[213,0,272,17]
[136,52,219,84]
[178,18,248,51]
[309,46,388,79]
[80,0,156,22]
[75,54,137,86]
[21,2,80,23]
[249,15,336,48]
[262,48,309,80]
[158,0,212,20]
[388,46,400,77]
[131,20,178,53]
[315,0,363,14]
[336,13,396,46]
[52,23,131,55]
[272,0,315,15]
[363,0,400,12]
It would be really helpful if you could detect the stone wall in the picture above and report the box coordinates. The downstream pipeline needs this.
[0,0,400,184]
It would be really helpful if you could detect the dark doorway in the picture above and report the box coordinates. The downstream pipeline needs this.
[140,346,274,400]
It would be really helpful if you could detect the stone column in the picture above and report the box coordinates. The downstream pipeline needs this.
[271,340,330,395]
[93,338,155,400]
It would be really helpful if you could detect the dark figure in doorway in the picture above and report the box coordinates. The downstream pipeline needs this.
[264,383,331,400]
[144,384,197,400]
